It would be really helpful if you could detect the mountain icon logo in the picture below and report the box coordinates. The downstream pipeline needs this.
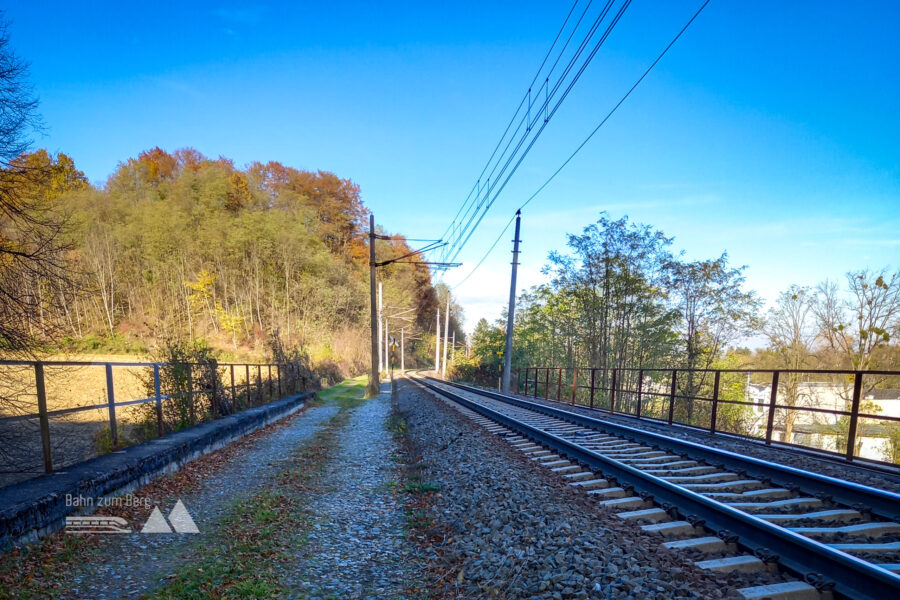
[140,500,199,534]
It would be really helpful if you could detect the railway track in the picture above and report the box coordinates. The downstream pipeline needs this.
[409,374,900,600]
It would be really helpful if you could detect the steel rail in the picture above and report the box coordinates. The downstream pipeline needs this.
[518,392,900,475]
[439,378,900,520]
[414,376,900,600]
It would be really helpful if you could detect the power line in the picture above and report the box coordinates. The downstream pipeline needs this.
[446,0,599,255]
[450,0,712,290]
[443,0,630,264]
[444,0,632,266]
[523,0,711,211]
[444,0,602,262]
[450,214,517,290]
[437,0,582,246]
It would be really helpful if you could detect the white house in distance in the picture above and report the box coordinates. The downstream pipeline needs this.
[745,380,900,463]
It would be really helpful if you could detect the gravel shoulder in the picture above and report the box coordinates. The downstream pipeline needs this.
[2,378,430,600]
[283,386,424,599]
[64,402,341,599]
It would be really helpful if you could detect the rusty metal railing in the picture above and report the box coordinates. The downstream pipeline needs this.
[519,366,900,466]
[0,359,308,477]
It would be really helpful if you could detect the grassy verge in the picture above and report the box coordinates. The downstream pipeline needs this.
[149,377,364,599]
[0,405,311,600]
[316,374,368,409]
[0,378,364,600]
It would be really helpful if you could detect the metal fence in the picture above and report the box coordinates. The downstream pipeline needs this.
[0,359,308,482]
[519,366,900,466]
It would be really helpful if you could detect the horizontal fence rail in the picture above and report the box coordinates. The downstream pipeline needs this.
[517,366,900,467]
[0,359,309,481]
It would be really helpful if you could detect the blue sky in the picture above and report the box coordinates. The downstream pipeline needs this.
[8,1,899,338]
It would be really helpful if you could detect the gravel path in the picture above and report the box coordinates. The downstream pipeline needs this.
[397,379,749,600]
[65,402,340,599]
[285,389,422,599]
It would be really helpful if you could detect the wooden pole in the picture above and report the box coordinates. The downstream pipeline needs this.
[34,363,53,474]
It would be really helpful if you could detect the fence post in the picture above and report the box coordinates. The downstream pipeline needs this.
[230,365,237,413]
[105,364,118,449]
[277,364,283,397]
[667,369,677,425]
[210,364,219,419]
[187,364,196,426]
[709,371,721,434]
[589,368,596,409]
[609,369,619,413]
[245,364,251,408]
[845,371,864,460]
[268,365,273,398]
[557,368,563,401]
[544,368,550,400]
[533,368,539,397]
[34,362,53,474]
[636,369,643,419]
[292,363,297,393]
[257,365,263,404]
[765,371,780,445]
[571,368,578,405]
[154,364,163,437]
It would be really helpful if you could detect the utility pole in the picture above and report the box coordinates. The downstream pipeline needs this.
[502,210,521,394]
[367,214,379,397]
[401,328,405,371]
[451,331,455,361]
[377,282,383,373]
[434,309,441,373]
[442,295,450,378]
[365,220,456,391]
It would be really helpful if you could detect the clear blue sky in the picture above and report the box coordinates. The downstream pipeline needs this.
[8,1,900,338]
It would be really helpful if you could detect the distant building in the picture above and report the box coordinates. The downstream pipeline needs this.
[745,381,900,462]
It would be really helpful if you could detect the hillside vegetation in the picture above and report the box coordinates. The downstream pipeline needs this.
[2,148,463,374]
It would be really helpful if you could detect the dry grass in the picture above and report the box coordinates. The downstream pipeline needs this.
[0,354,261,422]
[0,354,269,487]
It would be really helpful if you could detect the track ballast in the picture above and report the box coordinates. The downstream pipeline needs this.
[411,374,900,600]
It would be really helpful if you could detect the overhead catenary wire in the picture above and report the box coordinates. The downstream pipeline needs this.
[442,0,631,266]
[443,0,623,264]
[451,0,712,290]
[450,213,517,290]
[521,0,712,212]
[437,0,583,247]
[445,0,597,255]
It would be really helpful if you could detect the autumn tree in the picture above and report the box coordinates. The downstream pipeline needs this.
[669,254,759,422]
[509,214,680,403]
[764,285,817,441]
[814,270,900,372]
[0,17,86,350]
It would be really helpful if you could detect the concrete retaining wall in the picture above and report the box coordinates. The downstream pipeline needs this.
[0,392,312,550]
